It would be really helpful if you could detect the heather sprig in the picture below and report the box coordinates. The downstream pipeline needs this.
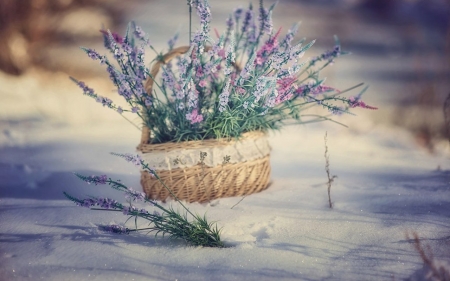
[73,1,376,143]
[65,155,224,248]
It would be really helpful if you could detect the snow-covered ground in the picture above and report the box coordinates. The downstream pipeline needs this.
[1,0,449,280]
[1,118,449,281]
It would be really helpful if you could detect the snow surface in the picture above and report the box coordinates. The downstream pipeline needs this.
[1,117,449,281]
[1,0,450,280]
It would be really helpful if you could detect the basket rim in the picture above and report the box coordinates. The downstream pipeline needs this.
[137,130,267,153]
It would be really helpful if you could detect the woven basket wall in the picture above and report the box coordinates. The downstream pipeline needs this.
[137,132,271,203]
[137,46,271,203]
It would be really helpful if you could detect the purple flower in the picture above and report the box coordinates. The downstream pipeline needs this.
[133,46,148,80]
[133,23,151,46]
[83,48,101,60]
[113,47,123,60]
[310,85,336,95]
[168,32,179,50]
[247,25,257,44]
[256,28,281,66]
[118,83,132,101]
[123,205,138,215]
[125,188,146,202]
[122,153,143,166]
[139,208,149,215]
[77,198,96,208]
[218,81,231,112]
[253,76,271,103]
[238,54,256,83]
[186,81,198,109]
[162,68,177,90]
[101,30,124,61]
[234,7,243,22]
[280,23,299,50]
[144,98,152,107]
[176,90,186,101]
[100,29,124,44]
[226,15,234,29]
[329,106,344,115]
[97,198,118,209]
[117,106,123,114]
[192,31,207,53]
[347,96,378,110]
[96,96,113,108]
[223,36,236,76]
[311,45,341,65]
[82,175,108,185]
[196,0,211,34]
[99,224,130,234]
[72,78,95,97]
[134,25,145,39]
[131,107,139,113]
[258,7,273,35]
[264,88,278,109]
[177,55,192,81]
[241,5,253,33]
[121,42,133,55]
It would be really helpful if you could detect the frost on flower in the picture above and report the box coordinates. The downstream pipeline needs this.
[223,33,236,76]
[218,80,231,112]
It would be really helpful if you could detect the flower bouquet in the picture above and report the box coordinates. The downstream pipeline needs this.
[72,0,376,203]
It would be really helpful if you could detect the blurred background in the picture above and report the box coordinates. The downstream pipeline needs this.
[0,0,449,153]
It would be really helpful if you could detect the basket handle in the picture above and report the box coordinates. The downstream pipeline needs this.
[140,46,190,144]
[140,45,241,144]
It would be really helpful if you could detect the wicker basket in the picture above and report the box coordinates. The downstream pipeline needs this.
[137,46,271,203]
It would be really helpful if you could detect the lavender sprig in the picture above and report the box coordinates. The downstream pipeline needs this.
[64,154,224,247]
[72,2,375,144]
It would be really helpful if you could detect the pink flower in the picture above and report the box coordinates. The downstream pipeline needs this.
[348,96,378,110]
[275,77,296,104]
[196,65,204,78]
[255,27,282,65]
[199,80,208,87]
[218,49,226,59]
[100,29,124,44]
[236,87,246,94]
[186,109,204,124]
[311,85,337,95]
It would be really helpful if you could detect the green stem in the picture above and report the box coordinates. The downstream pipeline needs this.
[188,1,192,44]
